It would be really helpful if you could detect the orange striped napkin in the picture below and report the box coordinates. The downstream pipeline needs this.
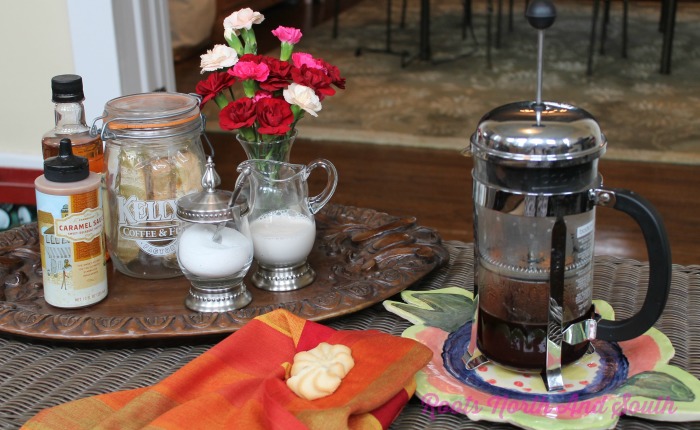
[22,309,432,430]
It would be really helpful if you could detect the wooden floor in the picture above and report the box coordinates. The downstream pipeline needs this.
[177,1,700,268]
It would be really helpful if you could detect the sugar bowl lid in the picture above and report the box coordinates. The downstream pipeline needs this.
[176,157,245,223]
[469,101,607,167]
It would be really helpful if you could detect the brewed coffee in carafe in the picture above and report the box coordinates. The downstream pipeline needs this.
[475,203,595,370]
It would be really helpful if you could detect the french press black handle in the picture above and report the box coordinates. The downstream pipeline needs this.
[595,188,672,342]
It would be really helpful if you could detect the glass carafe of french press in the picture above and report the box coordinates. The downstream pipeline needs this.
[465,0,671,391]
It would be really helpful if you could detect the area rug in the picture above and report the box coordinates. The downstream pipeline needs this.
[204,0,700,164]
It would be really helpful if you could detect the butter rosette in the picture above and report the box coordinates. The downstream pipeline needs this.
[286,342,355,400]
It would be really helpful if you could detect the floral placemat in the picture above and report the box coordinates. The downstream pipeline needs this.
[384,287,700,429]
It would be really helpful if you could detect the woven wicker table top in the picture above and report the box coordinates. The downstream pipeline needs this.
[1,241,699,430]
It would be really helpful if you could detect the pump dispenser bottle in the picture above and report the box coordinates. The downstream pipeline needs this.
[35,138,107,308]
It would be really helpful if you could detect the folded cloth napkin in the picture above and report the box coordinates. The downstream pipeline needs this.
[22,309,432,430]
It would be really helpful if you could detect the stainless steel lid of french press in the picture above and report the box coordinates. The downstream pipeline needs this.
[468,0,606,169]
[470,101,607,167]
[176,157,246,223]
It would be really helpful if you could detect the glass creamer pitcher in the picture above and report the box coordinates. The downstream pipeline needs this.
[235,159,338,292]
[463,0,672,392]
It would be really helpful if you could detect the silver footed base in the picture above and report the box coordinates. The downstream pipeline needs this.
[185,282,253,312]
[251,260,316,292]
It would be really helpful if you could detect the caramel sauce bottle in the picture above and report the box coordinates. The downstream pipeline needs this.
[35,139,107,308]
[42,75,104,173]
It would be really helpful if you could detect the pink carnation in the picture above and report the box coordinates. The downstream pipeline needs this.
[252,90,272,102]
[229,61,270,81]
[272,26,302,44]
[291,52,323,70]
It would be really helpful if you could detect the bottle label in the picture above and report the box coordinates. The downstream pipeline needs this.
[54,207,104,242]
[36,188,107,308]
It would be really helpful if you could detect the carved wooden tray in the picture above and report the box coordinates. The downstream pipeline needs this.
[0,204,448,342]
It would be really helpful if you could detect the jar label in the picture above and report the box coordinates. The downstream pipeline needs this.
[117,196,178,256]
[36,189,107,308]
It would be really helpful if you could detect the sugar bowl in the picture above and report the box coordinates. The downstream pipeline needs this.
[175,157,253,312]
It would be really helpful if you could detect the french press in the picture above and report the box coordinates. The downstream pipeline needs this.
[464,0,672,391]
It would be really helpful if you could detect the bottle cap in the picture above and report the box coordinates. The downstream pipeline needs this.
[44,139,90,182]
[51,74,85,103]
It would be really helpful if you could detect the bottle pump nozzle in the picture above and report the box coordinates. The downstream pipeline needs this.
[43,138,90,183]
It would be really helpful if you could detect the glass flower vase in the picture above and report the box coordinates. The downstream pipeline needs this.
[236,130,297,162]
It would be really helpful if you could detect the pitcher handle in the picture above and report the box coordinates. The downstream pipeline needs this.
[306,159,338,215]
[594,188,672,342]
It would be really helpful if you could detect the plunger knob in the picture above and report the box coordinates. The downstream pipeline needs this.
[525,0,556,30]
[525,0,557,116]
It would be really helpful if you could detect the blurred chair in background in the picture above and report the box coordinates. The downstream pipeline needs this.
[586,0,629,75]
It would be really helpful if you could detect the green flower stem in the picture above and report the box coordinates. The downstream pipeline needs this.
[238,127,257,143]
[225,33,244,56]
[290,106,304,130]
[242,80,256,98]
[274,142,290,161]
[290,104,302,120]
[214,93,229,109]
[241,28,258,54]
[260,134,290,161]
[280,43,293,62]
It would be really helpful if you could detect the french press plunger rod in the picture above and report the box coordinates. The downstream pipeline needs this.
[464,0,672,392]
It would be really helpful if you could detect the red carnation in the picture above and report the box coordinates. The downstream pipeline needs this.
[239,54,263,64]
[318,59,346,89]
[291,65,335,100]
[219,97,256,131]
[259,58,294,92]
[262,57,293,78]
[195,72,236,106]
[255,97,294,135]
